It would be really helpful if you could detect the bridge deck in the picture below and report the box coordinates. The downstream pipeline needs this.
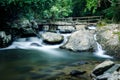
[37,16,101,26]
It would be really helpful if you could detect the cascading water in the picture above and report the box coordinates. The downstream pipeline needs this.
[0,32,71,57]
[93,34,113,58]
[0,26,113,59]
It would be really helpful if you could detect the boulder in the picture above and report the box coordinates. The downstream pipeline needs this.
[91,60,114,77]
[95,64,120,80]
[108,71,120,80]
[75,25,86,31]
[72,61,88,66]
[58,26,75,33]
[30,20,38,29]
[30,43,41,47]
[12,18,39,36]
[70,70,86,76]
[91,61,120,80]
[61,30,95,51]
[0,31,6,38]
[42,32,64,44]
[96,24,120,58]
[0,31,12,48]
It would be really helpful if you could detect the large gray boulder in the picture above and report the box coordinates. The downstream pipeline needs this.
[95,64,120,80]
[12,18,39,36]
[91,60,115,77]
[61,30,95,51]
[91,60,120,80]
[58,26,75,33]
[0,31,12,48]
[96,24,120,58]
[42,32,64,44]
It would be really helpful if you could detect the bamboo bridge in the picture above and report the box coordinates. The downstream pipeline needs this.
[0,16,102,33]
[37,16,102,31]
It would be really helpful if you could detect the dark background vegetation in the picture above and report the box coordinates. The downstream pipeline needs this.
[0,0,119,28]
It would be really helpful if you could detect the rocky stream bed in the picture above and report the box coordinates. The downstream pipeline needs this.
[0,18,120,80]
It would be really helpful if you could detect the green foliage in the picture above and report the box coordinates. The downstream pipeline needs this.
[0,0,120,28]
[85,0,120,22]
[43,0,72,19]
[72,0,86,16]
[97,20,107,27]
[85,0,98,13]
[0,0,72,26]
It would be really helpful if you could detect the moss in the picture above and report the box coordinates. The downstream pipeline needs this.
[113,32,120,41]
[97,20,107,27]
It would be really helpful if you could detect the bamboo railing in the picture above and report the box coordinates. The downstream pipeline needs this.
[38,16,102,26]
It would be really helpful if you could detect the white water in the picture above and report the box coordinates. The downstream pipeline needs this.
[88,25,96,30]
[0,30,113,59]
[94,42,113,58]
[93,34,113,58]
[0,33,71,57]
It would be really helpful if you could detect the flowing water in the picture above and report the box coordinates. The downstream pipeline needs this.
[0,32,113,80]
[93,34,113,58]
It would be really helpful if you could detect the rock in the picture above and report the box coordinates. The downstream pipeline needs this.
[70,61,88,66]
[96,24,120,58]
[75,25,86,30]
[108,71,120,80]
[0,31,6,38]
[58,26,75,33]
[29,72,47,79]
[30,43,41,47]
[95,64,120,80]
[91,60,115,77]
[91,61,120,80]
[95,73,110,80]
[12,18,39,36]
[30,20,38,29]
[42,32,64,44]
[42,25,49,31]
[0,31,12,48]
[51,66,64,70]
[70,70,86,76]
[61,30,95,51]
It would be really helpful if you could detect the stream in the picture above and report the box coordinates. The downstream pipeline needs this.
[0,31,113,80]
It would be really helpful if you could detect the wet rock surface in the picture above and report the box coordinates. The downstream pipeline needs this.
[61,30,95,51]
[91,60,115,77]
[0,31,12,48]
[68,61,89,66]
[58,26,75,33]
[70,70,86,77]
[91,60,120,80]
[30,43,42,47]
[12,18,39,37]
[96,24,120,57]
[42,32,64,44]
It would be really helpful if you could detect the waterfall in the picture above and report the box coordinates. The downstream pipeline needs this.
[0,33,71,50]
[0,33,72,57]
[94,34,113,58]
